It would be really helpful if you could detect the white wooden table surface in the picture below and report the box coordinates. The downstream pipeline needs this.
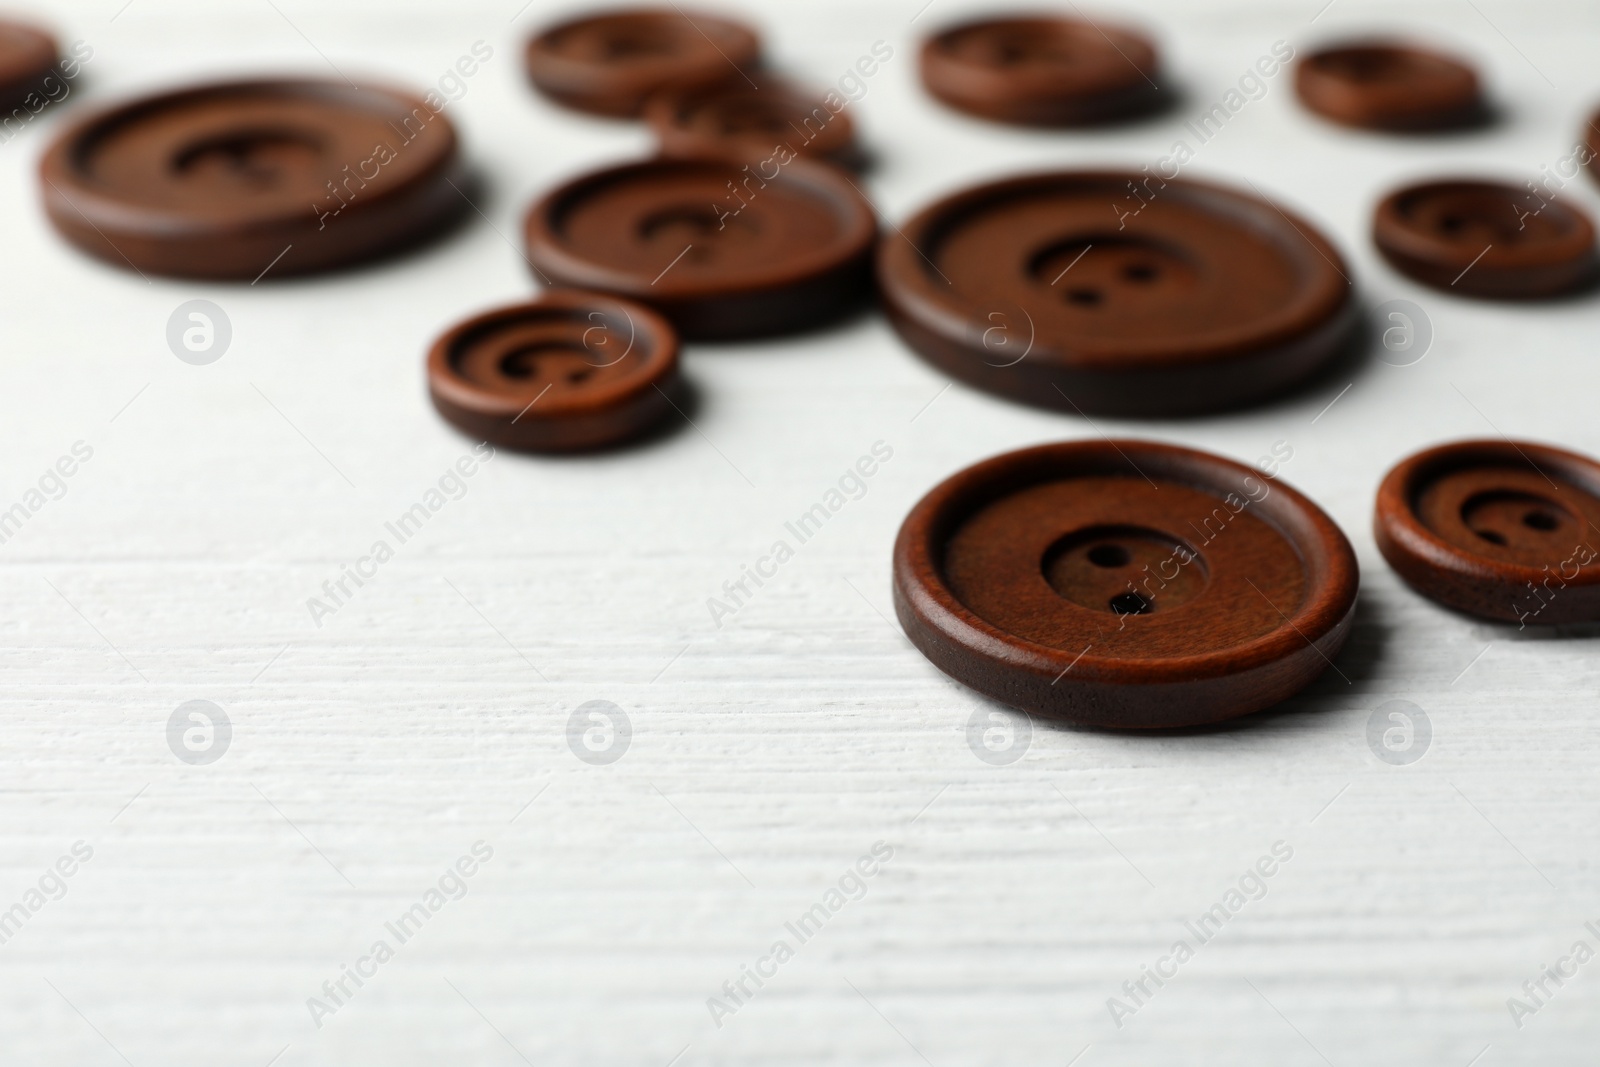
[4,0,1600,1063]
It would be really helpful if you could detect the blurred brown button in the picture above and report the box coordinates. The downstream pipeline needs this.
[40,79,462,280]
[1296,42,1483,130]
[645,79,858,166]
[877,171,1354,416]
[1586,109,1600,190]
[920,15,1163,126]
[1376,440,1600,625]
[0,19,57,112]
[523,157,875,339]
[893,440,1359,728]
[1373,179,1597,298]
[526,8,760,117]
[427,291,679,453]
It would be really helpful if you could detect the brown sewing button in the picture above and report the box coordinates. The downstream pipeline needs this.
[0,19,57,112]
[427,291,679,453]
[920,15,1163,126]
[1296,42,1484,130]
[1375,440,1600,625]
[645,79,858,167]
[1373,179,1597,298]
[523,157,875,339]
[39,79,462,280]
[893,440,1358,729]
[525,8,760,117]
[877,171,1355,416]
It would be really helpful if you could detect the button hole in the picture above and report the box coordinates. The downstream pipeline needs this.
[1109,591,1151,616]
[1087,544,1129,567]
[1474,528,1507,545]
[1523,510,1559,531]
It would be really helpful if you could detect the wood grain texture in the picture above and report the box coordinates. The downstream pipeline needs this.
[3,1,1600,1065]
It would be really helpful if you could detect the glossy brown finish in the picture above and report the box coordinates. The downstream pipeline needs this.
[1373,179,1597,298]
[1375,440,1600,625]
[0,19,57,112]
[920,15,1163,126]
[645,79,858,166]
[877,170,1355,416]
[523,156,876,339]
[893,440,1359,729]
[525,8,759,117]
[40,79,463,280]
[427,291,680,453]
[1296,42,1483,130]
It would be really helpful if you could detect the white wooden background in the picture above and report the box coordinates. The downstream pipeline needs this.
[4,0,1600,1063]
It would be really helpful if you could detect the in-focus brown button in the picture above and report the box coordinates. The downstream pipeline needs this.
[0,18,57,113]
[1296,42,1484,130]
[40,79,463,280]
[523,157,875,339]
[427,291,679,453]
[877,171,1355,416]
[920,15,1163,126]
[1373,179,1597,298]
[894,440,1358,729]
[526,8,760,118]
[645,79,858,167]
[1376,440,1600,625]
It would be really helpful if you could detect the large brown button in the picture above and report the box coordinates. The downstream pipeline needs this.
[1296,42,1484,130]
[427,291,679,453]
[1373,179,1597,298]
[523,157,875,339]
[1375,440,1600,625]
[919,15,1163,126]
[644,79,858,167]
[525,8,760,118]
[877,171,1355,416]
[0,19,57,112]
[893,440,1359,729]
[39,79,462,280]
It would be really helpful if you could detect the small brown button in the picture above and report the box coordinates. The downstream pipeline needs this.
[1375,440,1600,625]
[1296,42,1484,131]
[645,79,858,167]
[427,291,679,453]
[40,79,463,280]
[0,19,57,112]
[1373,179,1597,298]
[525,8,760,118]
[523,157,875,339]
[893,440,1358,729]
[877,170,1355,416]
[920,15,1163,126]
